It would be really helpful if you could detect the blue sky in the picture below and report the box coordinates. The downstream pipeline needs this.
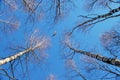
[1,0,120,80]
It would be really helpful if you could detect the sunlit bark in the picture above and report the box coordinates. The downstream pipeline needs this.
[0,40,46,66]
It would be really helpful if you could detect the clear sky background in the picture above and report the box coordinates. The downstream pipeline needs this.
[0,0,120,80]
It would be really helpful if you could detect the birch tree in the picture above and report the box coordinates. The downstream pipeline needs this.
[1,0,120,80]
[64,0,120,80]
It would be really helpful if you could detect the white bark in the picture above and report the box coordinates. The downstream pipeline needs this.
[68,44,120,67]
[0,40,45,66]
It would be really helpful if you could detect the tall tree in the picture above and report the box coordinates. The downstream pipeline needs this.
[1,0,120,80]
[64,0,120,80]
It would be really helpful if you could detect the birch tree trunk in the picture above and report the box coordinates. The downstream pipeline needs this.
[68,44,120,67]
[0,40,45,66]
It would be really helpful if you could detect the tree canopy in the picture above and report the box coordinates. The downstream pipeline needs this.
[0,0,120,80]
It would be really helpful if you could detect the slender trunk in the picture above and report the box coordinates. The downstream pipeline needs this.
[0,40,45,66]
[68,44,120,67]
[71,7,120,34]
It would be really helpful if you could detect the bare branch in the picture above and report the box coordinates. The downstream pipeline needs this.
[70,6,120,34]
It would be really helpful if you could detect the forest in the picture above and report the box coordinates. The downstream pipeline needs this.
[0,0,120,80]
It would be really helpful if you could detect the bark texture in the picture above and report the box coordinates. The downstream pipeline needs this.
[0,40,45,66]
[68,44,120,67]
